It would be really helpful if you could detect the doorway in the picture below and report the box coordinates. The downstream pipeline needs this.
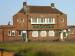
[22,31,28,42]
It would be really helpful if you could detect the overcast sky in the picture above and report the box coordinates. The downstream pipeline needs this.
[0,0,75,25]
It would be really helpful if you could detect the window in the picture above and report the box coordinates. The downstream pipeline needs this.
[17,19,24,23]
[31,17,55,24]
[61,19,64,22]
[8,30,16,36]
[38,18,41,23]
[69,28,74,34]
[40,31,47,37]
[48,18,52,23]
[49,31,55,36]
[18,30,22,36]
[53,18,55,24]
[8,30,11,36]
[32,31,38,37]
[12,31,16,36]
[41,18,45,24]
[48,18,55,24]
[31,18,37,24]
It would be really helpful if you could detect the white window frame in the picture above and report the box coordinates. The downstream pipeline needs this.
[8,30,16,36]
[31,17,55,24]
[18,30,22,36]
[53,18,55,24]
[12,31,16,36]
[48,31,55,36]
[32,31,38,37]
[31,18,37,24]
[8,30,12,36]
[40,31,47,37]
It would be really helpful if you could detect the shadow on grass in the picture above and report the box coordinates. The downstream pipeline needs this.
[14,49,55,56]
[14,48,32,56]
[35,51,55,56]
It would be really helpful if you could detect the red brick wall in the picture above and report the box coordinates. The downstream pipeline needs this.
[0,29,3,42]
[13,13,28,30]
[0,51,15,56]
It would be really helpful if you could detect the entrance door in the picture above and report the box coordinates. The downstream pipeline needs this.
[60,32,64,41]
[22,31,28,42]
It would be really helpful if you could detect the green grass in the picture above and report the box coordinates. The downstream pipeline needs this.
[0,42,75,56]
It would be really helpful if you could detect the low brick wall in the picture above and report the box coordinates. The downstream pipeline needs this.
[0,49,15,56]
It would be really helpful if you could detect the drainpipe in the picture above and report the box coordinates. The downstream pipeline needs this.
[2,29,4,43]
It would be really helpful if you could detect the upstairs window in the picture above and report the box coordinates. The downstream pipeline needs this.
[17,18,24,24]
[41,18,45,24]
[31,17,55,24]
[60,19,64,22]
[48,18,55,24]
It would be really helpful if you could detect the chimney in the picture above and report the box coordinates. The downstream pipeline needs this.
[23,2,27,14]
[23,2,27,6]
[51,3,55,8]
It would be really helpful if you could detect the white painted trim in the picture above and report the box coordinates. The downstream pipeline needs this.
[60,32,64,41]
[31,18,56,24]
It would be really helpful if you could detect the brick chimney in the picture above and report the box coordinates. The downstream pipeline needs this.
[23,2,27,13]
[23,2,27,6]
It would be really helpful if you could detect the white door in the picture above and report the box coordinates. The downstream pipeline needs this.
[60,32,64,41]
[22,31,28,42]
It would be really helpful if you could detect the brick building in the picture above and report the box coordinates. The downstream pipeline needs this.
[66,25,75,41]
[0,2,67,42]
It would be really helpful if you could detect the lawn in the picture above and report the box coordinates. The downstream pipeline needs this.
[0,42,75,56]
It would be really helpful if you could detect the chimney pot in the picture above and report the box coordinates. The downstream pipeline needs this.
[23,2,27,6]
[51,3,55,8]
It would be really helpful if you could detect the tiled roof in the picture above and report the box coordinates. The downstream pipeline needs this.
[0,25,14,28]
[68,25,75,28]
[19,6,63,14]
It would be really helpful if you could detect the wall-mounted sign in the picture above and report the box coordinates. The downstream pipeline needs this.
[33,25,54,28]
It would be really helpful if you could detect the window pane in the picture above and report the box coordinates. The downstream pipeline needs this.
[49,31,55,36]
[8,30,11,36]
[40,31,47,37]
[32,31,38,37]
[41,18,45,23]
[53,18,55,24]
[48,18,52,23]
[33,19,37,23]
[12,31,15,36]
[38,18,41,23]
[18,30,22,36]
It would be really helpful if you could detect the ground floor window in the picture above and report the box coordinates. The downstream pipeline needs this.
[8,30,16,36]
[40,31,47,37]
[48,31,55,36]
[32,30,55,37]
[32,31,38,37]
[8,30,11,36]
[18,30,22,36]
[12,31,16,36]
